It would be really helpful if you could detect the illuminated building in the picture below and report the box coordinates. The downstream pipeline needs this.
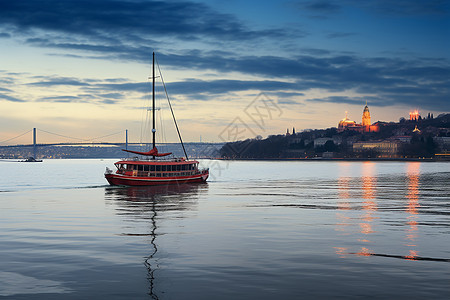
[338,111,357,130]
[337,103,379,133]
[362,104,371,126]
[410,110,420,121]
[353,140,401,157]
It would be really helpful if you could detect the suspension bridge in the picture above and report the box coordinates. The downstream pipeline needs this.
[0,128,222,159]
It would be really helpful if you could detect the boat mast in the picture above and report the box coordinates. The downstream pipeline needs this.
[152,52,156,159]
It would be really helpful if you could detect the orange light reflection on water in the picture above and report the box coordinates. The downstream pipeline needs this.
[335,163,352,237]
[405,162,421,260]
[359,162,378,242]
[335,162,380,257]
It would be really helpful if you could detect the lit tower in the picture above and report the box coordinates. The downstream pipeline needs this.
[362,102,371,127]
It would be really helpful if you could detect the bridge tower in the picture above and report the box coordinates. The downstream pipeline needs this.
[33,128,37,158]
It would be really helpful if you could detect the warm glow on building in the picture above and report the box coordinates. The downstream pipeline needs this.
[337,103,379,133]
[362,105,371,126]
[409,110,420,121]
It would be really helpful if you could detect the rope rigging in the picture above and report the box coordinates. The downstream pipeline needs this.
[156,56,189,160]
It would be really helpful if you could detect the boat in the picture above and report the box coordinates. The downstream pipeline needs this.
[20,157,43,162]
[105,52,209,186]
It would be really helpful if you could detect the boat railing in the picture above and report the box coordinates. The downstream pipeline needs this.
[132,170,201,177]
[122,156,185,162]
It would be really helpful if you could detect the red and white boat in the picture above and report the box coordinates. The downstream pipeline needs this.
[105,52,209,186]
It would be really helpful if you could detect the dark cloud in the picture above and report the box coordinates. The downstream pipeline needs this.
[7,51,448,111]
[0,0,289,42]
[0,1,447,112]
[165,79,297,96]
[37,96,87,103]
[37,95,119,105]
[98,93,124,100]
[300,1,341,13]
[27,76,90,87]
[296,0,449,17]
[0,93,24,102]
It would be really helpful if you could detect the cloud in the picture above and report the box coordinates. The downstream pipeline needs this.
[357,0,450,16]
[165,79,297,96]
[0,93,25,102]
[37,96,88,103]
[27,76,91,87]
[307,96,371,106]
[0,1,448,112]
[0,0,290,43]
[296,0,449,17]
[4,52,448,111]
[300,0,341,13]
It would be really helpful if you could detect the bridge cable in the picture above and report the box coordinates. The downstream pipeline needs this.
[90,131,124,141]
[37,128,86,141]
[0,129,32,144]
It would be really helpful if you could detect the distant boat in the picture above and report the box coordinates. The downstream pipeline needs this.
[105,52,209,186]
[20,157,43,162]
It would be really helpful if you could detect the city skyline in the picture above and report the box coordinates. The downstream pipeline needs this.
[1,0,449,144]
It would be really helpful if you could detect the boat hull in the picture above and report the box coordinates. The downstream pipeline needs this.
[105,172,208,186]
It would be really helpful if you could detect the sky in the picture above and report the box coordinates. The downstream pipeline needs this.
[0,0,449,144]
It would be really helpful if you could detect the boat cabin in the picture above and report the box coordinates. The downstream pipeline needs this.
[114,160,201,178]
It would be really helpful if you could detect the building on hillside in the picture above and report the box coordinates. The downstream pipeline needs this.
[362,104,371,126]
[410,110,420,121]
[353,140,401,157]
[338,103,379,133]
[313,137,342,148]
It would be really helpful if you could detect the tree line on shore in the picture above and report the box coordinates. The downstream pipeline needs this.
[220,113,450,159]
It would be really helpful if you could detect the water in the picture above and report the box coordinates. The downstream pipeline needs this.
[0,159,449,299]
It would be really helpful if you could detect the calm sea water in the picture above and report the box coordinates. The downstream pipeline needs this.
[0,159,449,299]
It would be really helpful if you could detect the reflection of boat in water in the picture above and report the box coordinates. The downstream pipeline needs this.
[105,52,208,186]
[20,157,43,162]
[105,183,205,203]
[104,183,206,299]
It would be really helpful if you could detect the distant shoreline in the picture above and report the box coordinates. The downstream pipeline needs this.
[216,157,447,162]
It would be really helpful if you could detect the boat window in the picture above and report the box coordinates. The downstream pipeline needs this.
[162,165,166,172]
[144,165,149,172]
[167,165,171,172]
[150,165,155,171]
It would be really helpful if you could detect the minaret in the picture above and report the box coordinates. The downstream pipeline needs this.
[362,101,371,127]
